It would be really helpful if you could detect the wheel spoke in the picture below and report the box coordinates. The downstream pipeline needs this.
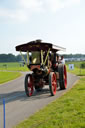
[51,73,57,95]
[28,77,33,96]
[25,74,34,97]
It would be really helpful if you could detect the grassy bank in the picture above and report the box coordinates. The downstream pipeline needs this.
[0,71,21,84]
[66,61,85,76]
[15,77,85,128]
[0,62,28,84]
[67,66,85,76]
[15,61,85,128]
[0,62,28,71]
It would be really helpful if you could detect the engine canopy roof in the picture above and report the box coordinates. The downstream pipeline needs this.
[15,39,66,52]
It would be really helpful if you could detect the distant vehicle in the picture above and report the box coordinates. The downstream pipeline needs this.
[15,39,67,97]
[65,57,85,62]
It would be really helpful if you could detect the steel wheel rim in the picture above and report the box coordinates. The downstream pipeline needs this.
[28,76,33,96]
[52,73,57,95]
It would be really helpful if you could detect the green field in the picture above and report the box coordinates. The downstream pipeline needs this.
[0,71,21,84]
[66,61,85,76]
[0,62,28,71]
[0,62,29,84]
[0,61,85,84]
[14,61,85,128]
[0,61,85,74]
[0,62,28,84]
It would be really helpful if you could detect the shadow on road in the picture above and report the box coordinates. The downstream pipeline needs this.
[0,72,78,106]
[0,87,63,105]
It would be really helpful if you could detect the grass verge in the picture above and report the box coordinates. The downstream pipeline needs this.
[15,77,85,128]
[66,66,85,76]
[66,61,85,76]
[0,71,21,84]
[0,62,28,71]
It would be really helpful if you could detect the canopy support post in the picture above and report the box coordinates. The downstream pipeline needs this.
[27,51,29,65]
[20,51,27,65]
[41,50,43,65]
[44,49,50,65]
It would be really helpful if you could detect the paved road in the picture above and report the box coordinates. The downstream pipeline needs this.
[0,72,79,128]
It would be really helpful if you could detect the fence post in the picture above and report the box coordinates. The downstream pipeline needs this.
[3,99,6,128]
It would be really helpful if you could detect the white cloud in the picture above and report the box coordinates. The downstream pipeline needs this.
[0,8,28,22]
[45,0,80,12]
[18,0,80,14]
[20,0,43,11]
[0,0,80,22]
[9,10,28,22]
[0,0,43,23]
[0,8,9,17]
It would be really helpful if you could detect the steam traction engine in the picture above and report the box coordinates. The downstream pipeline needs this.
[16,40,67,97]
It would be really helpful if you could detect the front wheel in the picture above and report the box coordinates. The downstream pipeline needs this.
[25,74,34,97]
[49,72,57,96]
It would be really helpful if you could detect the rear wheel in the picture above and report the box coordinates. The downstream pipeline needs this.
[25,74,34,97]
[58,64,67,89]
[49,72,57,96]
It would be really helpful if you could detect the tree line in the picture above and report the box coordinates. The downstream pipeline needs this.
[62,54,85,58]
[0,53,85,62]
[0,54,24,62]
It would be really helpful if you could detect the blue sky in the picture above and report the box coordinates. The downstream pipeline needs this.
[0,0,85,55]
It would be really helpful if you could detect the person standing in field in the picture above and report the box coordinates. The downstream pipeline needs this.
[61,56,65,64]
